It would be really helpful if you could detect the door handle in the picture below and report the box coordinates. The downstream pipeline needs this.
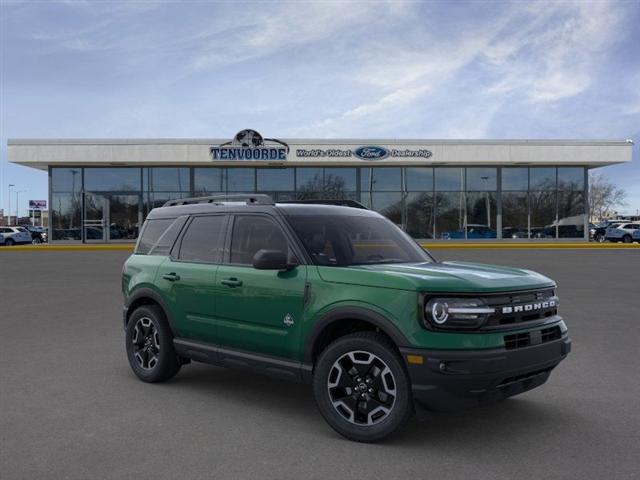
[221,277,243,287]
[162,272,181,282]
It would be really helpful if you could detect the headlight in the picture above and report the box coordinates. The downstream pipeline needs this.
[424,297,494,329]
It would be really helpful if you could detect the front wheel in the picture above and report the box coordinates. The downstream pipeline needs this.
[125,305,181,383]
[622,235,632,243]
[595,233,605,243]
[313,332,413,442]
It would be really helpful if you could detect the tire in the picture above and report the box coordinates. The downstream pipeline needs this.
[595,233,605,243]
[622,235,632,243]
[32,238,42,245]
[313,332,413,443]
[5,238,14,246]
[125,305,181,383]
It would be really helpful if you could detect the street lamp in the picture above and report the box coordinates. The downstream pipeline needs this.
[8,184,15,225]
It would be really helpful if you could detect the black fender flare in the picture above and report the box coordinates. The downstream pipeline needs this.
[124,287,177,335]
[303,306,409,364]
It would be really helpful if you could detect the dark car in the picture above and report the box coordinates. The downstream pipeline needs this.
[20,225,48,244]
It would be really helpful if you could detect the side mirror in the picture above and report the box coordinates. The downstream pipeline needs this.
[252,249,295,271]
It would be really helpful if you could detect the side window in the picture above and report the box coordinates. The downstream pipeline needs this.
[149,216,188,256]
[178,215,226,263]
[230,216,289,265]
[136,218,175,254]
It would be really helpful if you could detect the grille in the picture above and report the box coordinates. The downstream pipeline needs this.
[482,288,558,329]
[504,326,562,350]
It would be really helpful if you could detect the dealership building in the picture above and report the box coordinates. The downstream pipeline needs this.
[7,131,633,242]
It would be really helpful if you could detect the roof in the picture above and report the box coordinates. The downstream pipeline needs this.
[7,137,634,170]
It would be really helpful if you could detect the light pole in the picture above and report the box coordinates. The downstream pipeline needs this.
[8,184,15,225]
[15,190,26,225]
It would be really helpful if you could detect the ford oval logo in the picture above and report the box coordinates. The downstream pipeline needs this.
[354,146,389,160]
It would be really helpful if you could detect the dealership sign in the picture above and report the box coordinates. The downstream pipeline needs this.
[296,146,433,160]
[211,129,289,161]
[29,200,47,209]
[211,130,433,162]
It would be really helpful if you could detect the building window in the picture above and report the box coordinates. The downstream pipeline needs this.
[84,168,141,192]
[227,168,256,192]
[194,168,224,194]
[256,168,294,192]
[145,168,190,192]
[435,168,464,191]
[51,192,82,240]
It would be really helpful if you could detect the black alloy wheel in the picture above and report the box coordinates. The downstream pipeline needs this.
[313,332,413,443]
[125,305,181,383]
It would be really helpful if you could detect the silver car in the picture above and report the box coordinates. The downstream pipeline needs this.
[605,223,640,243]
[0,226,32,246]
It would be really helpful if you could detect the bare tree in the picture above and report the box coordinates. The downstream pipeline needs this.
[589,172,627,221]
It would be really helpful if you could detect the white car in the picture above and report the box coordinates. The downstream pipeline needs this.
[605,223,640,243]
[0,226,32,246]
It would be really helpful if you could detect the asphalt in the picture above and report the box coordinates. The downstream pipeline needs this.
[1,249,639,480]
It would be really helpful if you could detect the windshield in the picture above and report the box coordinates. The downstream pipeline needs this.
[286,214,432,266]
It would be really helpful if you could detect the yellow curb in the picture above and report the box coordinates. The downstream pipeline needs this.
[421,243,640,249]
[0,244,134,251]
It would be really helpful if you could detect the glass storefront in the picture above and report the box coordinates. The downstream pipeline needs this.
[49,166,588,242]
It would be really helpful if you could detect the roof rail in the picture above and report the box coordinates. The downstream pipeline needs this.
[163,194,274,207]
[278,199,368,209]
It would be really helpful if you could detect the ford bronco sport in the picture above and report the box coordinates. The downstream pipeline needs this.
[122,194,571,442]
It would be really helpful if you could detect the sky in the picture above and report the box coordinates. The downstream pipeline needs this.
[1,0,639,217]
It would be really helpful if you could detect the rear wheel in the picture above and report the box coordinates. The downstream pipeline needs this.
[313,332,413,442]
[5,238,14,246]
[125,305,181,383]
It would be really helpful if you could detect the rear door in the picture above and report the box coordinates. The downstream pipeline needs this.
[213,214,307,360]
[158,214,228,344]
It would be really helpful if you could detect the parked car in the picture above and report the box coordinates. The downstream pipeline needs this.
[122,194,570,442]
[605,223,640,243]
[591,221,624,242]
[502,227,528,239]
[20,225,48,244]
[0,226,33,246]
[441,224,496,239]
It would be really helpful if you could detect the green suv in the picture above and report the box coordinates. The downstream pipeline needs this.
[122,195,570,442]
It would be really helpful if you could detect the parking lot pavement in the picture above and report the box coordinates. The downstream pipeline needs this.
[1,249,639,480]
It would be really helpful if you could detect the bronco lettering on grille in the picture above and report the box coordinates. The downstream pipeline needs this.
[502,300,556,314]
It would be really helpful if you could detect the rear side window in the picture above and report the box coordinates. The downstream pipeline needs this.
[149,216,188,256]
[229,216,289,265]
[136,218,175,254]
[178,215,226,263]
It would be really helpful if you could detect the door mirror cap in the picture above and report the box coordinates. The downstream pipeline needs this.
[252,249,296,271]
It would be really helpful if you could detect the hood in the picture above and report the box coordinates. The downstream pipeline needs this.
[316,261,555,293]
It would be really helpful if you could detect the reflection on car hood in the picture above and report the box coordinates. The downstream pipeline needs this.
[316,261,555,293]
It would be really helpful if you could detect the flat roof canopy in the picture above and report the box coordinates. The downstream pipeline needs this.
[8,138,633,171]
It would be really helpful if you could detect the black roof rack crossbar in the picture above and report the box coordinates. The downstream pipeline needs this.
[163,194,274,207]
[278,199,368,209]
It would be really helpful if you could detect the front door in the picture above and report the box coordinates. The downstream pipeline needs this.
[214,214,307,360]
[84,193,107,242]
[84,193,142,242]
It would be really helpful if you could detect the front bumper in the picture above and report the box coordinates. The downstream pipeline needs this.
[400,334,571,411]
